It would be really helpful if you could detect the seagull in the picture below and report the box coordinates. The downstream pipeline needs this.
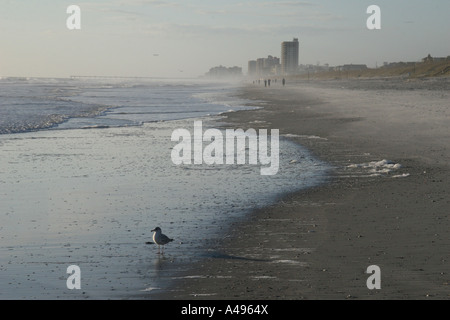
[151,227,173,254]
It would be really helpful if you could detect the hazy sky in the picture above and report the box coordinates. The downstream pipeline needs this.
[0,0,449,78]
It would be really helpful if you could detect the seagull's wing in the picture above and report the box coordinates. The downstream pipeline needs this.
[160,234,173,244]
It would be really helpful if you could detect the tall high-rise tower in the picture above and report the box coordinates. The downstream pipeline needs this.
[281,38,299,75]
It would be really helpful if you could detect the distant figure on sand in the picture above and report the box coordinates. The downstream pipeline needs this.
[282,78,286,86]
[151,227,173,254]
[268,79,271,86]
[264,80,267,87]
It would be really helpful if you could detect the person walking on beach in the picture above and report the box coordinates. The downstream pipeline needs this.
[264,79,267,87]
[268,79,271,87]
[282,78,286,86]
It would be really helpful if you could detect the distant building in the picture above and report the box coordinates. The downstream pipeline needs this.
[259,56,280,76]
[248,56,281,77]
[422,54,448,63]
[205,65,242,78]
[256,58,265,76]
[281,38,299,75]
[248,60,257,77]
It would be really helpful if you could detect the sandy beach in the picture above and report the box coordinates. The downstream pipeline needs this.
[1,77,448,300]
[152,78,450,300]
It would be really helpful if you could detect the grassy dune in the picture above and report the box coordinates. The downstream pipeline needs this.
[291,59,450,81]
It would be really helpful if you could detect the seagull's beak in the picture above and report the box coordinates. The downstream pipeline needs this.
[151,229,155,232]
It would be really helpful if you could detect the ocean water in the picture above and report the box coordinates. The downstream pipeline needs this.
[0,77,252,133]
[0,77,330,299]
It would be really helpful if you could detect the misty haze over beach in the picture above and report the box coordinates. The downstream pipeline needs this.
[1,1,449,78]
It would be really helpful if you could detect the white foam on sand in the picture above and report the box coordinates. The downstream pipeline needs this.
[140,287,161,292]
[271,260,308,266]
[347,159,405,176]
[392,173,411,178]
[283,134,328,140]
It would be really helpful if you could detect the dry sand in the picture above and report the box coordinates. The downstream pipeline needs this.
[152,78,450,300]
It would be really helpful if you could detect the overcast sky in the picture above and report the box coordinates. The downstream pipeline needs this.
[0,0,449,78]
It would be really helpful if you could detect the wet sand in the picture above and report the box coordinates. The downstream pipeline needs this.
[153,78,450,299]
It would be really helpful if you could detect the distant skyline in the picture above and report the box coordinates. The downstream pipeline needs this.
[0,0,449,78]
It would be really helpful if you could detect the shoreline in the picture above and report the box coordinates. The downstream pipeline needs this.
[151,79,449,299]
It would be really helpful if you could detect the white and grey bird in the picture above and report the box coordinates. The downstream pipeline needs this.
[151,227,173,254]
